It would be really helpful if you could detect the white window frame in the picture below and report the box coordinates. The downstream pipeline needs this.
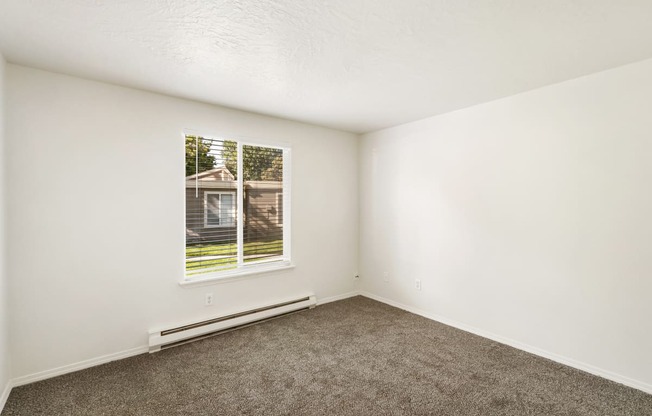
[182,133,293,286]
[203,191,236,228]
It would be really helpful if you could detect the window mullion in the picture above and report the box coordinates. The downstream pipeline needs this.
[282,148,290,261]
[236,141,244,267]
[217,194,222,226]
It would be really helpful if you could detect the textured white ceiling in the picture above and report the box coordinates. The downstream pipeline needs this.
[1,1,652,133]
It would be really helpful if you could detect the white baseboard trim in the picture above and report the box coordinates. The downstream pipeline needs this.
[317,290,360,306]
[359,291,652,395]
[6,293,361,391]
[0,379,12,413]
[5,290,649,406]
[11,345,149,388]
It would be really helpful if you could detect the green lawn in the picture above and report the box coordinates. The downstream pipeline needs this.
[186,240,283,273]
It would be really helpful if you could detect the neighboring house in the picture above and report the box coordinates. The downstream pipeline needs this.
[185,167,283,245]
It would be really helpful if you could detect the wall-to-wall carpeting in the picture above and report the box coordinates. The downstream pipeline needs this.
[3,297,651,415]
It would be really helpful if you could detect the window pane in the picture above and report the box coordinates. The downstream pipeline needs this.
[220,193,235,227]
[205,193,221,226]
[243,145,283,263]
[185,136,238,274]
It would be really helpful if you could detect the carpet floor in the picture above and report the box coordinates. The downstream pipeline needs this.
[3,296,651,415]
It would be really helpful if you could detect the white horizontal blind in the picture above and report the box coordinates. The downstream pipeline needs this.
[185,135,286,277]
[185,136,237,275]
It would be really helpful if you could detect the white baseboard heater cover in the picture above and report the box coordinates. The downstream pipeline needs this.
[148,295,317,352]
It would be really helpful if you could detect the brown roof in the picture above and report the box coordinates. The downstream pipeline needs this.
[185,167,235,181]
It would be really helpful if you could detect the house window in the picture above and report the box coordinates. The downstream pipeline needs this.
[204,192,235,228]
[184,134,291,281]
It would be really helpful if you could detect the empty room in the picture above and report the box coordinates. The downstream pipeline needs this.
[0,1,651,415]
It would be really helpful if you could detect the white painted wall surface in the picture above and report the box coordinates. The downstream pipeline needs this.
[359,59,652,389]
[0,53,10,402]
[5,65,358,379]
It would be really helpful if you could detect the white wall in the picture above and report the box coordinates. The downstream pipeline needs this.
[359,58,652,390]
[6,65,359,380]
[0,53,10,402]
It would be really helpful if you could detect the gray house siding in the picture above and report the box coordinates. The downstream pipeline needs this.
[244,185,283,243]
[186,183,282,246]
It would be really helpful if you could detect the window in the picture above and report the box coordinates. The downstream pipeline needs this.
[204,192,235,228]
[184,134,290,281]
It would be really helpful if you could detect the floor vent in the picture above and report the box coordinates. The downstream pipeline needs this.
[148,295,316,352]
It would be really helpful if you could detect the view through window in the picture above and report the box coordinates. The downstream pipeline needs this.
[185,135,287,277]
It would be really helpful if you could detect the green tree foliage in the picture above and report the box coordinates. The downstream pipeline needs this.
[261,153,283,181]
[185,136,216,177]
[222,141,283,181]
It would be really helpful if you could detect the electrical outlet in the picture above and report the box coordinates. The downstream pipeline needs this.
[205,293,214,306]
[415,279,421,291]
[383,271,389,282]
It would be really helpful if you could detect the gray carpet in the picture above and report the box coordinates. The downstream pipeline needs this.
[3,296,651,415]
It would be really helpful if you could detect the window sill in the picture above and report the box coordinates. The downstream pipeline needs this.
[179,262,295,287]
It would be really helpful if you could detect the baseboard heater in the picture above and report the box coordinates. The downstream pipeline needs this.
[148,295,317,352]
